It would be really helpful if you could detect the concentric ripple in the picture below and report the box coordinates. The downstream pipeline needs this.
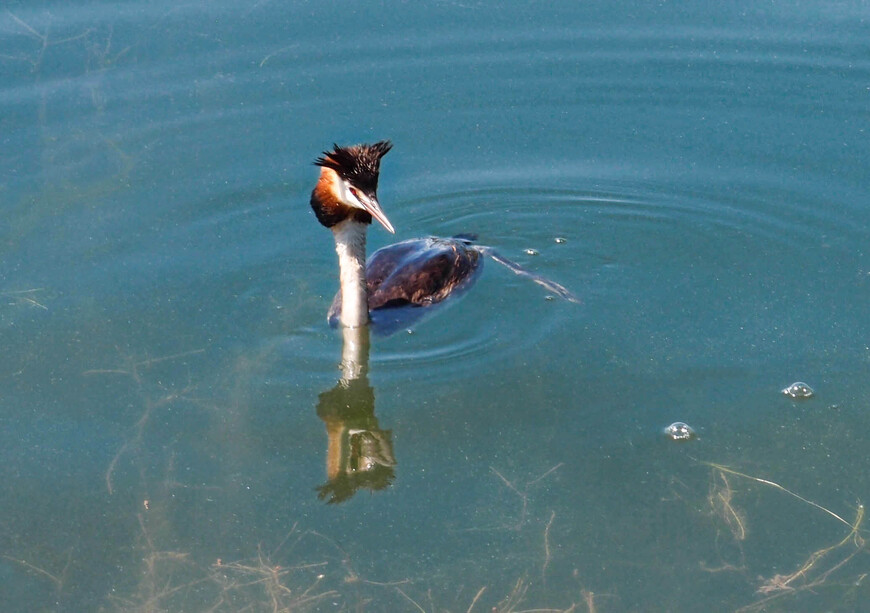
[274,153,868,386]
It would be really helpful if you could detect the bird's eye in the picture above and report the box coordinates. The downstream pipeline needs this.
[348,186,360,199]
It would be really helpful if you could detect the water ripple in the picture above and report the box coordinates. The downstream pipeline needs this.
[271,160,867,385]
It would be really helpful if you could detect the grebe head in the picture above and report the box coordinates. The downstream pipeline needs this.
[311,141,395,233]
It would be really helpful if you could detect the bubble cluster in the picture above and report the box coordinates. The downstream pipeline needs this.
[554,237,567,244]
[524,248,539,256]
[663,422,696,442]
[782,381,814,399]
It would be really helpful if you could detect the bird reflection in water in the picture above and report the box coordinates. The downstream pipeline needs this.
[315,326,395,504]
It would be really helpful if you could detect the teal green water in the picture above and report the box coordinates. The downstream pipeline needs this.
[2,1,870,610]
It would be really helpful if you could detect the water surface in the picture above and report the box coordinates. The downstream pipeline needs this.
[2,1,870,610]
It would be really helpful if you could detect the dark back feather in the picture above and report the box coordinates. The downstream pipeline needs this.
[327,237,483,332]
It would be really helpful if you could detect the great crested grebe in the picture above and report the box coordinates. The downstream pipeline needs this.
[310,141,578,331]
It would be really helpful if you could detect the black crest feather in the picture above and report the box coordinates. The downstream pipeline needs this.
[314,141,393,192]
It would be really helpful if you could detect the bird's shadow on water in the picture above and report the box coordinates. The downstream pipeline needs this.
[360,288,479,337]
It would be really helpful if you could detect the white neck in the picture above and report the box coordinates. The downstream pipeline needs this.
[332,219,369,328]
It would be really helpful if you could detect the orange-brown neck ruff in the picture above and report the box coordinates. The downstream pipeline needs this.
[310,167,373,229]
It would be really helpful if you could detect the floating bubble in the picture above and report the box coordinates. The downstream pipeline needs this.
[554,237,567,244]
[664,422,696,442]
[524,248,539,256]
[782,382,814,399]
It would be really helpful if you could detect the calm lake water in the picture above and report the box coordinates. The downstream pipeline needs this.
[2,1,869,611]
